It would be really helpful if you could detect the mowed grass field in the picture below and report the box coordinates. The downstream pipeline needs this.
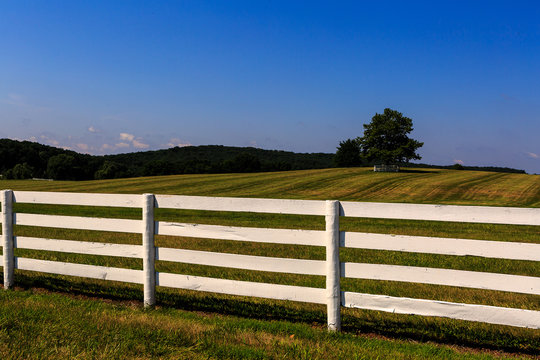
[1,167,539,359]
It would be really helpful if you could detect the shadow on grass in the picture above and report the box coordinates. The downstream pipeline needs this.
[9,273,540,356]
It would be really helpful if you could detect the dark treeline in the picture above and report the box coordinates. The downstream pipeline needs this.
[0,139,334,180]
[0,139,526,181]
[407,162,527,174]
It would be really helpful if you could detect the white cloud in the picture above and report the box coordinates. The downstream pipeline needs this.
[453,159,464,165]
[119,133,135,142]
[115,142,130,148]
[526,152,539,159]
[133,139,149,149]
[166,138,191,148]
[88,126,99,133]
[77,143,90,152]
[40,135,60,146]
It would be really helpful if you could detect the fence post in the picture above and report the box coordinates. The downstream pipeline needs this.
[2,190,14,289]
[142,193,156,307]
[326,200,341,331]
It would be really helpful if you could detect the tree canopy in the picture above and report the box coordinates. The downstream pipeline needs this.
[357,108,423,165]
[334,139,362,167]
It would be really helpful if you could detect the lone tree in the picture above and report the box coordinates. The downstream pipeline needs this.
[357,108,423,165]
[334,138,361,167]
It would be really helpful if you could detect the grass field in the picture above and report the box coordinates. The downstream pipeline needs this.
[1,167,539,359]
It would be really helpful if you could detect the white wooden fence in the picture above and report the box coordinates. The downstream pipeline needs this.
[1,190,539,330]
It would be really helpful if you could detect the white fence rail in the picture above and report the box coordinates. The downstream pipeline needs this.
[1,190,539,330]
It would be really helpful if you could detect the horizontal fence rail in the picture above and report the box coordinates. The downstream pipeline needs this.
[341,232,540,261]
[16,257,144,284]
[155,194,326,215]
[341,263,540,295]
[13,191,142,208]
[156,247,325,275]
[340,201,540,226]
[156,221,324,246]
[15,213,142,234]
[342,292,540,329]
[1,190,539,331]
[156,272,327,304]
[15,237,142,258]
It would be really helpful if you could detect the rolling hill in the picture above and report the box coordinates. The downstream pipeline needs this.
[2,167,539,207]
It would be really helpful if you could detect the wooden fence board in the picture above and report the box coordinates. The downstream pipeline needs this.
[156,247,325,275]
[342,262,540,295]
[340,201,540,226]
[16,257,143,284]
[343,291,540,329]
[15,213,142,233]
[15,237,142,258]
[14,191,141,208]
[155,194,326,215]
[157,272,326,304]
[156,221,324,246]
[341,232,540,261]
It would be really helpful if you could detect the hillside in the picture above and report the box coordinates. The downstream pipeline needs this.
[2,167,539,207]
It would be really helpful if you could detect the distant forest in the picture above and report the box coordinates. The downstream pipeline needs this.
[0,138,526,181]
[0,139,334,180]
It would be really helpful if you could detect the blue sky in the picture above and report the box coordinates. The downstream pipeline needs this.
[1,1,539,173]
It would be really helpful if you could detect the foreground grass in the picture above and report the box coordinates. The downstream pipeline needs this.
[1,168,539,357]
[0,285,536,359]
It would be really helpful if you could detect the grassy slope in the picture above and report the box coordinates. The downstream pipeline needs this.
[1,167,539,359]
[2,167,540,207]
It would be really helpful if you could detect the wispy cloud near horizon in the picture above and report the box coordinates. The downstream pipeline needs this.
[8,130,192,156]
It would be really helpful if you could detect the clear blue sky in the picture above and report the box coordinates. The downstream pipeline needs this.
[1,1,539,173]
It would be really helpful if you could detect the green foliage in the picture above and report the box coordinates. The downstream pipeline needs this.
[12,163,34,179]
[4,163,34,179]
[94,161,128,179]
[357,108,423,165]
[46,154,78,180]
[223,152,262,173]
[334,139,362,167]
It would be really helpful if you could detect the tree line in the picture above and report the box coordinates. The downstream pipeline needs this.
[0,139,334,180]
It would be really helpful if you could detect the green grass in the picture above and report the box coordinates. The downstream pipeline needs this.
[3,288,534,360]
[1,167,539,358]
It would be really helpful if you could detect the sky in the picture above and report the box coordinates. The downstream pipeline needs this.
[1,1,539,173]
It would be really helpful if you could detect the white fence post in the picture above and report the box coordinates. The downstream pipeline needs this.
[326,200,341,331]
[142,193,156,307]
[2,190,14,289]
